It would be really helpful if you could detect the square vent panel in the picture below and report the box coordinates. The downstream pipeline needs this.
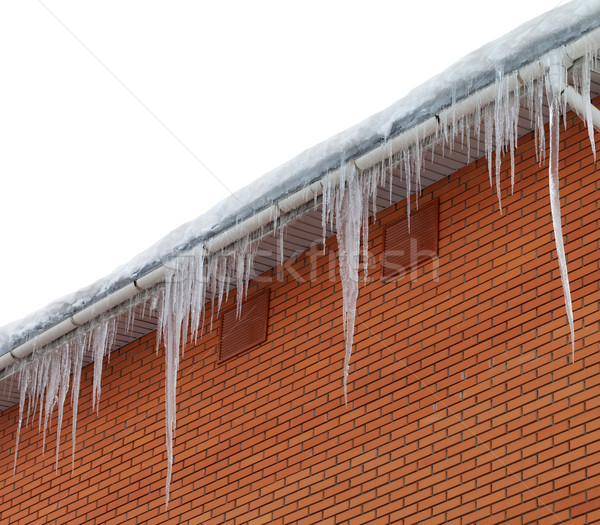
[219,290,270,362]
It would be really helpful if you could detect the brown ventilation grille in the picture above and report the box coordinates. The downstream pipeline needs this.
[382,199,439,281]
[219,290,270,362]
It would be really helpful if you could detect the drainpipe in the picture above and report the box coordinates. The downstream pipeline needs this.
[564,84,600,129]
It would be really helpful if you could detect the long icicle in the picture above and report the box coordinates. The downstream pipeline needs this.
[546,58,576,360]
[336,166,363,405]
[70,335,86,471]
[13,367,29,475]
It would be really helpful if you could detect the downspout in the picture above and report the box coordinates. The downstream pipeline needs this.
[564,84,600,129]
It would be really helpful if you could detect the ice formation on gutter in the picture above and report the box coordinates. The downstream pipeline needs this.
[157,239,260,505]
[5,2,600,508]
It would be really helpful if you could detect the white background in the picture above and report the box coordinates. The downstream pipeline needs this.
[0,0,566,327]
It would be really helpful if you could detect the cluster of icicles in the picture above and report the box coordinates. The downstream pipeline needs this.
[8,48,598,507]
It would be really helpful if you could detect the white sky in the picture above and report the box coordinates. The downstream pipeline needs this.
[0,0,567,328]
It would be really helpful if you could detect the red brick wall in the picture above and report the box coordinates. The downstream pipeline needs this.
[1,108,599,524]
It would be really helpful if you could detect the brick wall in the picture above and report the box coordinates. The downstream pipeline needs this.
[0,107,599,524]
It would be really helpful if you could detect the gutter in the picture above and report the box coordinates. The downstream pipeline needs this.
[2,19,600,372]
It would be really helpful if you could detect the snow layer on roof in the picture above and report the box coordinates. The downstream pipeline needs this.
[2,0,600,353]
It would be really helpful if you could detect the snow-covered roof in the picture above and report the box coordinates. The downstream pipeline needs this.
[2,0,600,359]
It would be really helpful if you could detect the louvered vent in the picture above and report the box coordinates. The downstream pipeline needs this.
[219,290,270,362]
[382,199,439,281]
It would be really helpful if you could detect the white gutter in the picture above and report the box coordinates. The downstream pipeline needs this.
[0,169,340,373]
[355,28,600,170]
[0,266,166,371]
[3,26,600,373]
[355,62,548,170]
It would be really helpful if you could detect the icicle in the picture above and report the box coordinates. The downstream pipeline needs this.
[215,255,228,317]
[236,239,249,317]
[474,95,482,158]
[368,165,378,216]
[190,246,206,344]
[546,58,576,360]
[335,165,363,405]
[357,175,373,284]
[25,358,39,428]
[158,237,259,506]
[573,48,597,160]
[206,255,219,332]
[484,104,494,187]
[105,316,117,363]
[70,335,85,471]
[321,178,331,248]
[414,134,423,200]
[493,69,505,213]
[361,168,370,284]
[150,293,159,312]
[439,108,449,152]
[125,302,135,335]
[12,330,90,473]
[159,256,188,508]
[526,75,535,129]
[42,353,60,454]
[9,243,249,503]
[180,261,195,362]
[450,88,457,147]
[584,49,598,159]
[54,343,71,470]
[36,355,50,434]
[271,206,279,238]
[404,149,412,231]
[509,80,521,193]
[243,239,258,301]
[534,79,546,164]
[464,115,472,164]
[387,142,394,205]
[459,114,466,152]
[91,321,109,414]
[13,367,29,474]
[31,356,46,432]
[279,222,285,270]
